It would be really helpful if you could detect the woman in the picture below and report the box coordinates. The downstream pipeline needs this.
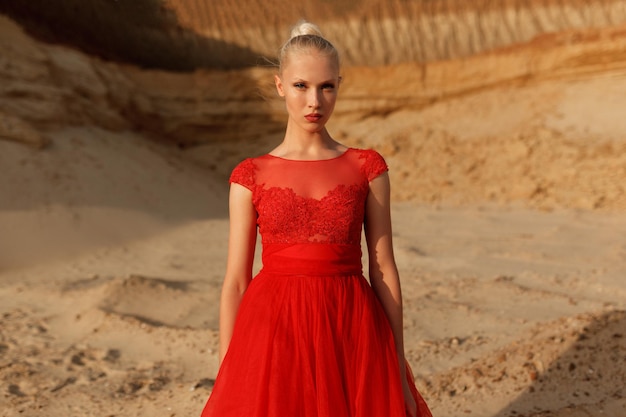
[201,20,432,417]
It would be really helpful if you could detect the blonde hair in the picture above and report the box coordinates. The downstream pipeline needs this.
[278,20,339,73]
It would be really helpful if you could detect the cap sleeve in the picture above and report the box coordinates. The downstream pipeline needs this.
[361,149,389,182]
[229,158,256,190]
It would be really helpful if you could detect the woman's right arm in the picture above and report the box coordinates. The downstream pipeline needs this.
[218,183,257,364]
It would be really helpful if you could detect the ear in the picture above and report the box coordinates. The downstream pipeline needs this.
[275,74,285,97]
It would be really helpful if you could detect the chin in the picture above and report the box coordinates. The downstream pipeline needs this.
[308,126,327,134]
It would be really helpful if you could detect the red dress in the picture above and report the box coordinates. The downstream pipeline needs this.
[201,148,432,417]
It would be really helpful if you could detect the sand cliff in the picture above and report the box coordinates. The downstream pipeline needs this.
[1,11,625,210]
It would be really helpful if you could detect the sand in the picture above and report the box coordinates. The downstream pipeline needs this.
[1,7,626,417]
[2,181,625,416]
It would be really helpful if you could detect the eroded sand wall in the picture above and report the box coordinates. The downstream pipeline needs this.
[1,0,626,69]
[170,0,626,66]
[1,7,625,211]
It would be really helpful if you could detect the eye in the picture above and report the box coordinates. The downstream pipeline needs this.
[321,83,335,90]
[293,82,306,89]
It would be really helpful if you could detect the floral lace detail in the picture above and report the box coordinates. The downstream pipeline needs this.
[229,158,257,190]
[229,148,388,245]
[255,183,366,244]
[355,149,388,181]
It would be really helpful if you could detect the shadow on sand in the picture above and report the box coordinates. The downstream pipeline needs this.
[0,3,285,267]
[0,0,261,70]
[496,309,626,417]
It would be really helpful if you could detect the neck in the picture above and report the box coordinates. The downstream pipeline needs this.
[270,122,345,160]
[280,123,335,153]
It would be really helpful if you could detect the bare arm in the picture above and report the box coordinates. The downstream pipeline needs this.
[218,183,257,364]
[364,172,416,417]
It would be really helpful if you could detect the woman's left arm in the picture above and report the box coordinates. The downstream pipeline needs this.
[365,172,416,417]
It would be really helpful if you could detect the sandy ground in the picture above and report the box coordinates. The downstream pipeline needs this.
[1,9,626,417]
[1,198,626,417]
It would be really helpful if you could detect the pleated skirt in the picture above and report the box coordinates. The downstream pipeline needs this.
[200,270,431,417]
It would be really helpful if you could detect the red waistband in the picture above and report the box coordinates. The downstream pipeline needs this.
[261,243,362,276]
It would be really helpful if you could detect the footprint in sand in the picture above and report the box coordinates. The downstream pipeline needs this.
[94,274,219,329]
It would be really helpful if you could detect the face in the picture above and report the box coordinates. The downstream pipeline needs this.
[275,50,340,134]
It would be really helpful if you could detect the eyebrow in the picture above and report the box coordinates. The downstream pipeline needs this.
[291,78,336,84]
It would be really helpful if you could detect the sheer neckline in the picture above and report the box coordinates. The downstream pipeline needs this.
[264,147,353,162]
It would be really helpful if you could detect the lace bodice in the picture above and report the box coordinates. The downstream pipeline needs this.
[229,148,388,246]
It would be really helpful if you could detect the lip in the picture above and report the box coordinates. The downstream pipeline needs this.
[305,113,322,122]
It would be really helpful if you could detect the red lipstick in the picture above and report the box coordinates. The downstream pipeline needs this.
[305,113,322,122]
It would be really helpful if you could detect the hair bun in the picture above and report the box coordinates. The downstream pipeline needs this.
[289,20,324,39]
[278,20,339,73]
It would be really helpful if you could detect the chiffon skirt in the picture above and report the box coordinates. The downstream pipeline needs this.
[201,244,432,417]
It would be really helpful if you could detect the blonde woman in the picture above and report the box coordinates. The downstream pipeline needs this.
[201,20,432,417]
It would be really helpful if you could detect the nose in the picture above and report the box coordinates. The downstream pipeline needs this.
[308,88,321,109]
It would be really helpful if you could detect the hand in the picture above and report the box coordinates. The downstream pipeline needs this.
[402,378,417,417]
